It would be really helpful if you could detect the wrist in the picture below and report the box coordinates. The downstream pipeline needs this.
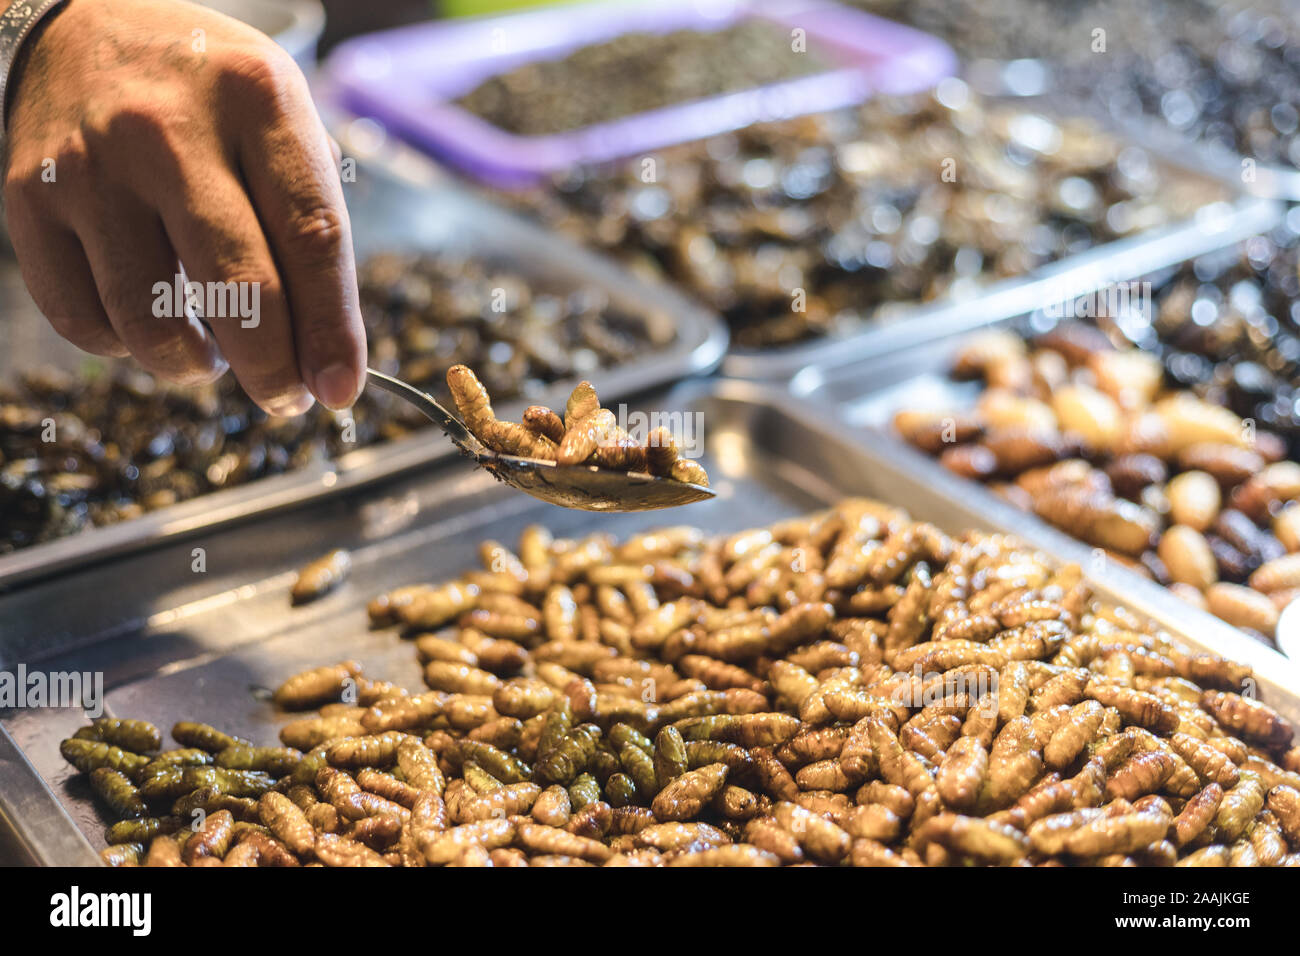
[1,0,70,135]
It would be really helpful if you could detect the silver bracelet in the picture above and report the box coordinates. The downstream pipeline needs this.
[0,0,68,144]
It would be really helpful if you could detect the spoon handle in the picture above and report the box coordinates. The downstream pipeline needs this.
[365,368,480,452]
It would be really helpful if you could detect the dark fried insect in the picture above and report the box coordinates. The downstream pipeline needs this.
[89,768,148,819]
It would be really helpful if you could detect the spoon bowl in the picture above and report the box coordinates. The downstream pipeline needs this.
[366,368,715,512]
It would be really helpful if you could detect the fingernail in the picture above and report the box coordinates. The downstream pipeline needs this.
[312,363,361,410]
[263,385,316,418]
[186,357,230,386]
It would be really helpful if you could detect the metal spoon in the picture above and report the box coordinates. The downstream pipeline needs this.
[366,368,715,512]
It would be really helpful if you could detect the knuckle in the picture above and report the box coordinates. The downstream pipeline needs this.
[216,44,302,107]
[210,262,276,294]
[43,311,85,337]
[109,320,211,382]
[48,316,125,357]
[103,295,166,341]
[283,203,347,263]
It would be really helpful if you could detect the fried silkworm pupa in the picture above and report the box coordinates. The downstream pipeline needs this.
[1200,691,1294,748]
[447,364,498,438]
[1084,683,1179,735]
[315,833,392,867]
[1105,750,1177,802]
[326,731,411,769]
[420,819,515,866]
[183,809,235,864]
[106,816,183,845]
[523,406,566,444]
[142,748,214,776]
[258,791,316,857]
[216,744,302,776]
[633,822,729,853]
[914,813,1029,865]
[1267,785,1300,846]
[605,773,638,807]
[180,766,276,799]
[144,834,184,868]
[849,838,916,867]
[743,816,800,863]
[85,718,162,753]
[531,785,572,827]
[172,721,250,754]
[357,769,421,809]
[459,782,541,821]
[666,845,780,867]
[1216,773,1266,842]
[651,763,728,821]
[772,801,851,865]
[100,843,144,867]
[273,661,364,711]
[291,548,352,605]
[89,767,148,820]
[516,822,613,863]
[936,736,988,812]
[172,788,261,824]
[59,739,151,780]
[670,459,709,487]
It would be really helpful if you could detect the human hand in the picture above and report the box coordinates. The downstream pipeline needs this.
[3,0,366,414]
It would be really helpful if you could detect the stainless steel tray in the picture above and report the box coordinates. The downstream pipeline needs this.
[3,378,1298,865]
[0,145,728,593]
[789,209,1288,405]
[962,56,1300,204]
[706,80,1282,382]
[721,190,1282,382]
[1062,96,1300,206]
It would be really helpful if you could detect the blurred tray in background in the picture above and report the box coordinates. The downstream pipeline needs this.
[496,85,1271,373]
[844,0,1300,201]
[323,0,956,187]
[784,198,1286,397]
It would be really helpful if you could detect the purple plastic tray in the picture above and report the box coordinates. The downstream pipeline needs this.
[324,0,957,188]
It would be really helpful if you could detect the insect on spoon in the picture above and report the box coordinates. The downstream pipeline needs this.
[365,369,715,512]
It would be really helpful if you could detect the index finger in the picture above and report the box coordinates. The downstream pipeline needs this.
[227,53,367,411]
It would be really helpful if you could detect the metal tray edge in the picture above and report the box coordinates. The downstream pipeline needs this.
[786,196,1285,397]
[725,194,1282,384]
[0,723,101,867]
